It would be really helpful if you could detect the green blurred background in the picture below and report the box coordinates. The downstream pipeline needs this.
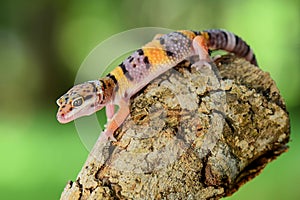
[0,0,299,199]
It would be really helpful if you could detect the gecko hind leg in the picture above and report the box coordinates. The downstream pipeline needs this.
[192,35,213,70]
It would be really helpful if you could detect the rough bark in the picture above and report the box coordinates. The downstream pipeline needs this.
[60,55,290,200]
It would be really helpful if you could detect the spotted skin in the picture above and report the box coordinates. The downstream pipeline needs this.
[56,29,258,141]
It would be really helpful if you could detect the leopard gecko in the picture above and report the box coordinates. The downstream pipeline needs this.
[56,29,258,141]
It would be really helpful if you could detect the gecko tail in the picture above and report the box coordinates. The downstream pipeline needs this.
[196,29,258,67]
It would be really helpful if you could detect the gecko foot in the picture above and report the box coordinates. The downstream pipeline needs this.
[100,130,117,142]
[191,60,212,71]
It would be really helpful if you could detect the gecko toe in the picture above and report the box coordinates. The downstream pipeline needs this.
[192,60,212,71]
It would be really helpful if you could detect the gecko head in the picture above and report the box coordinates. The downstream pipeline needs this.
[56,80,106,124]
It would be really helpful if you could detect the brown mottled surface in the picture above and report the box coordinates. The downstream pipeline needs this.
[60,55,290,200]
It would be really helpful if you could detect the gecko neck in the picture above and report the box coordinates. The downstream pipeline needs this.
[99,77,116,104]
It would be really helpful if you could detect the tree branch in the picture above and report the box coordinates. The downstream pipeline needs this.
[60,55,290,200]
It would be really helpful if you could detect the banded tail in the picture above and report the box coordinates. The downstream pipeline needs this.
[197,29,258,66]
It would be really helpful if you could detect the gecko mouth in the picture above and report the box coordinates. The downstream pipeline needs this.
[56,106,89,124]
[56,104,103,124]
[57,113,75,124]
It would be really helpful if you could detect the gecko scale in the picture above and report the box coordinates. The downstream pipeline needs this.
[56,29,258,141]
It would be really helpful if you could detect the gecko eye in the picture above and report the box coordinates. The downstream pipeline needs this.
[72,97,84,107]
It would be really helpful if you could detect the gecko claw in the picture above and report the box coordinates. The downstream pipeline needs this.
[191,60,212,71]
[108,135,117,142]
[100,130,117,142]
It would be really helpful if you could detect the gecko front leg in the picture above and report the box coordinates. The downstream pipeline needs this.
[101,99,130,142]
[103,103,114,131]
[105,103,115,122]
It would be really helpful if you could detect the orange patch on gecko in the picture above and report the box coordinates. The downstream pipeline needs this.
[177,30,196,40]
[110,66,124,81]
[143,48,170,64]
[109,66,130,91]
[200,31,210,41]
[142,41,170,65]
